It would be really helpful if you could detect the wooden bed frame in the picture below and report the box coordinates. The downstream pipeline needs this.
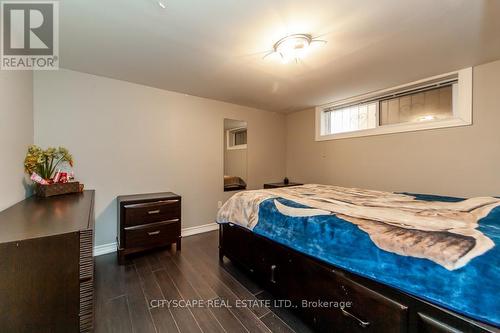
[219,223,499,333]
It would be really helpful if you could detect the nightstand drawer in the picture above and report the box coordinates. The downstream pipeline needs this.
[125,219,180,249]
[124,199,181,227]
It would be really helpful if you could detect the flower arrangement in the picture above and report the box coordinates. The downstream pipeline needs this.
[24,145,73,181]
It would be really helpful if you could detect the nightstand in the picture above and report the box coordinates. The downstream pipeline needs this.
[263,182,303,189]
[117,192,181,264]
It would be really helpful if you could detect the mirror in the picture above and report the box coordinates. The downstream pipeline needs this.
[223,119,248,192]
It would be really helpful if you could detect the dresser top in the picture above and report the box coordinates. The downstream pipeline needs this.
[117,192,181,204]
[0,190,95,244]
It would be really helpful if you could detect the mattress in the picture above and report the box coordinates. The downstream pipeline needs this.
[216,184,500,327]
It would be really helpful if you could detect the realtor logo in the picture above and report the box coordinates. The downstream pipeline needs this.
[1,1,58,70]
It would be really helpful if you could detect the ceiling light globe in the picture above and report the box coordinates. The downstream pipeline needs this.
[272,34,323,63]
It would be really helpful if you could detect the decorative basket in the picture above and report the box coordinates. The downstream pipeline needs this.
[35,181,81,197]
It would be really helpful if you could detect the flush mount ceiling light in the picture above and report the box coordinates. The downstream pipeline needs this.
[157,1,166,9]
[264,34,327,64]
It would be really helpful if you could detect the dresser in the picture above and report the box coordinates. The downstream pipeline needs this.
[0,191,95,332]
[117,192,181,264]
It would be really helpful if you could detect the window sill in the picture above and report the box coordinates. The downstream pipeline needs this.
[315,117,472,141]
[227,144,247,150]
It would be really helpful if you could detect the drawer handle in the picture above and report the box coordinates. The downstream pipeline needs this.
[270,264,277,284]
[341,308,370,328]
[148,230,161,236]
[148,210,160,215]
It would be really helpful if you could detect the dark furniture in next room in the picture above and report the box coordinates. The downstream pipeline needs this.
[0,191,95,333]
[224,175,247,192]
[117,192,182,264]
[263,182,303,189]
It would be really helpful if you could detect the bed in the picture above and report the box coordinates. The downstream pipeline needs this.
[217,184,500,332]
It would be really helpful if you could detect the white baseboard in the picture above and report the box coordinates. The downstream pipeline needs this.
[94,242,118,256]
[93,222,219,256]
[181,222,219,237]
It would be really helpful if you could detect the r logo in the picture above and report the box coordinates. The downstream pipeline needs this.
[2,3,53,55]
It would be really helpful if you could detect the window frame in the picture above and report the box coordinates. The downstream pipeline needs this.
[226,127,247,150]
[315,67,472,141]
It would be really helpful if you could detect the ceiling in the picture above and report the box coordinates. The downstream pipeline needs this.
[59,0,500,113]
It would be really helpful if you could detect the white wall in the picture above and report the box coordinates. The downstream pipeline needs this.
[0,71,33,211]
[34,69,286,246]
[286,59,500,198]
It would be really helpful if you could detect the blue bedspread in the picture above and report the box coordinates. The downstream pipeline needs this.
[250,194,500,327]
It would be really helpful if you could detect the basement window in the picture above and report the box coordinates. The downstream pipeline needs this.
[227,127,247,150]
[315,68,472,141]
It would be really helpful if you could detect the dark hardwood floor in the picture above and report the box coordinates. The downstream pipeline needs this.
[95,231,315,333]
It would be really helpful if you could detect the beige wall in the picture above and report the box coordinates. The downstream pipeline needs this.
[34,69,286,246]
[286,59,500,198]
[0,71,33,212]
[28,59,500,245]
[224,148,247,181]
[223,121,248,182]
